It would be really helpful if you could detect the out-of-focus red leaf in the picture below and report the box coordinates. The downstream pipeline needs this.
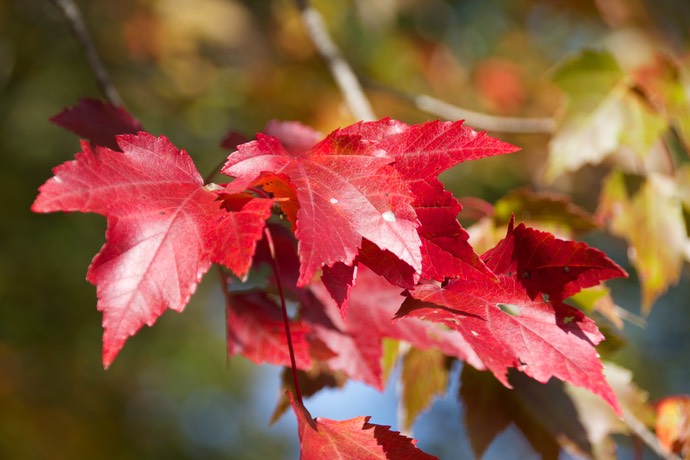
[226,291,314,369]
[220,130,249,151]
[321,262,357,317]
[32,133,272,367]
[305,267,483,390]
[263,120,323,154]
[50,98,143,151]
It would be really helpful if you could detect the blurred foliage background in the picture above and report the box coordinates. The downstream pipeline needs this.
[2,0,690,458]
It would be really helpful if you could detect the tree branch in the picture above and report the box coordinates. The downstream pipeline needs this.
[49,0,124,107]
[295,0,376,122]
[622,407,682,460]
[364,79,556,133]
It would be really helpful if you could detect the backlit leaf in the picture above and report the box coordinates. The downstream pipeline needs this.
[598,170,689,312]
[32,133,272,366]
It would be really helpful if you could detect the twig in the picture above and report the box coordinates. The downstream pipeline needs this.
[622,407,682,460]
[48,0,124,107]
[295,0,376,122]
[264,227,304,404]
[365,79,556,133]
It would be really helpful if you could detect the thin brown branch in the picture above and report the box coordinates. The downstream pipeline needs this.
[365,79,556,134]
[622,407,682,460]
[295,0,376,122]
[49,0,124,107]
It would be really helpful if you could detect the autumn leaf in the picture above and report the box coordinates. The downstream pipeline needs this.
[634,53,690,151]
[598,170,689,312]
[226,291,314,369]
[399,278,620,413]
[263,119,323,154]
[221,129,422,287]
[398,220,626,413]
[569,285,626,330]
[481,218,627,301]
[223,119,517,312]
[32,133,273,367]
[346,119,518,283]
[290,393,438,460]
[655,395,690,458]
[547,49,667,181]
[50,98,143,151]
[493,187,599,235]
[399,347,449,432]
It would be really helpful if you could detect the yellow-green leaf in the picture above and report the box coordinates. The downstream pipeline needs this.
[399,347,448,432]
[598,170,689,312]
[493,187,598,236]
[547,49,667,181]
[566,363,655,460]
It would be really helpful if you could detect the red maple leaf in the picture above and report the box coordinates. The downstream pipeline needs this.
[50,98,143,151]
[482,218,628,300]
[32,133,273,367]
[340,119,518,283]
[222,119,517,313]
[221,128,422,287]
[397,220,627,413]
[399,279,620,412]
[290,393,438,460]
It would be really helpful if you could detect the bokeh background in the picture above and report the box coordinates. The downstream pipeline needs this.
[2,0,690,458]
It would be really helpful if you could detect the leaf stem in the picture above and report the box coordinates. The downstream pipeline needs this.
[48,0,124,107]
[622,407,682,460]
[264,226,304,403]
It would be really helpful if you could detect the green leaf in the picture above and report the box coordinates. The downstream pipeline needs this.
[399,347,449,432]
[381,338,400,385]
[598,170,689,312]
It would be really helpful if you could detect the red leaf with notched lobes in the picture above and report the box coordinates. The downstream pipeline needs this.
[290,392,438,460]
[482,217,628,301]
[398,277,621,414]
[342,119,518,283]
[32,133,273,367]
[221,129,422,287]
[305,267,483,390]
[414,179,493,282]
[50,98,143,151]
[226,291,314,370]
